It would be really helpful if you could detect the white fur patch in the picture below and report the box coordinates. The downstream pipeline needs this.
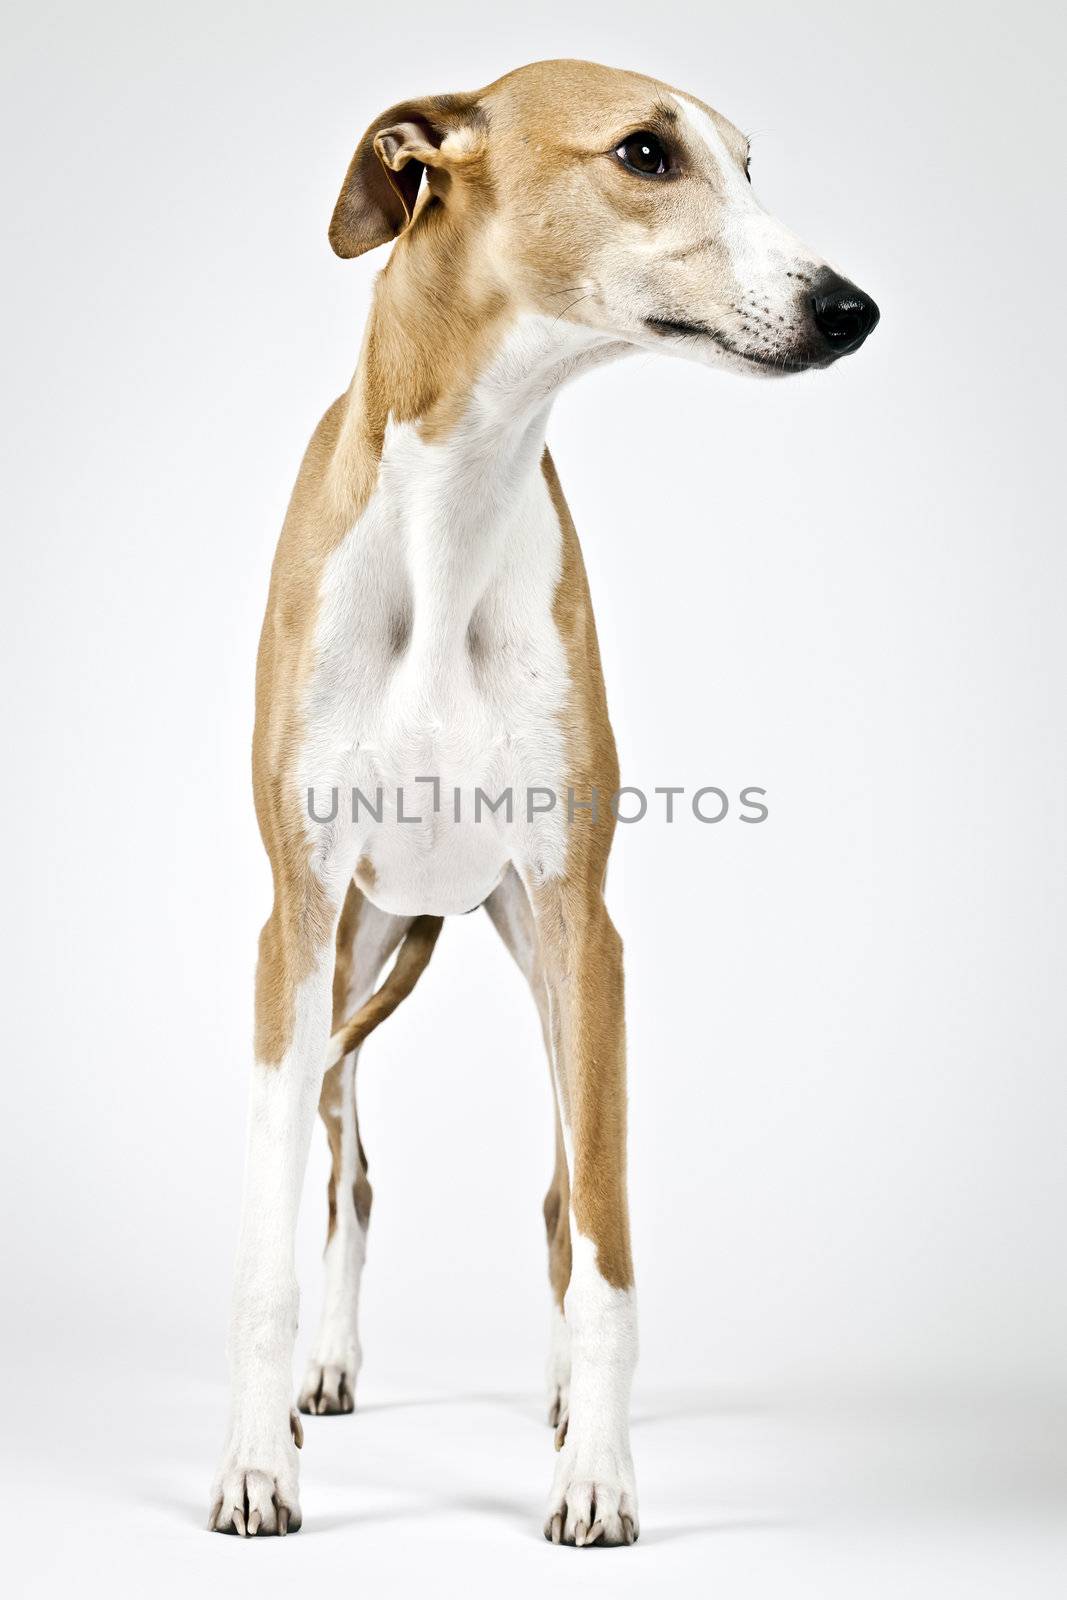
[295,319,619,919]
[211,958,337,1531]
[671,92,831,304]
[547,1227,639,1543]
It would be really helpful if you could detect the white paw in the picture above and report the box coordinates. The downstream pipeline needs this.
[297,1355,358,1415]
[544,1434,639,1547]
[208,1409,303,1535]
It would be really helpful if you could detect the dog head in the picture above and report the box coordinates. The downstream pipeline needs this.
[330,59,878,377]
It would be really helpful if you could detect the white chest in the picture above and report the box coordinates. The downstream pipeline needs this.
[298,418,572,916]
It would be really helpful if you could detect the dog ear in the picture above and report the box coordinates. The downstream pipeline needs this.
[329,95,480,259]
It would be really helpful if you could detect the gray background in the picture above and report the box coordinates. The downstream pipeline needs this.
[3,1,1065,1594]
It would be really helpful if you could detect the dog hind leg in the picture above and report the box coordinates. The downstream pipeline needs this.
[298,886,411,1416]
[485,866,572,1430]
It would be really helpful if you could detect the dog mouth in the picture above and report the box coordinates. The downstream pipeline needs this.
[643,316,820,374]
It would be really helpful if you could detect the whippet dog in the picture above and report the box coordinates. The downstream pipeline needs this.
[208,58,879,1546]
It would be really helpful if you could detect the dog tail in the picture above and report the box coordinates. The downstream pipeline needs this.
[325,914,444,1069]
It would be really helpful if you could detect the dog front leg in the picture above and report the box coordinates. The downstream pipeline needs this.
[534,882,639,1547]
[208,883,343,1536]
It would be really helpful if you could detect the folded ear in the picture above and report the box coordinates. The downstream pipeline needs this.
[329,94,480,259]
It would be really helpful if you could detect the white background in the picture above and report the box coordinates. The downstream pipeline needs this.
[3,1,1065,1595]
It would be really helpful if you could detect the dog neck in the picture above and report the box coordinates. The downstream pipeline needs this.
[330,231,630,530]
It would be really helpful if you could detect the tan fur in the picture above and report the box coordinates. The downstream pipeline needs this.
[251,64,665,1315]
[328,915,443,1063]
[217,58,875,1544]
[251,170,503,1065]
[320,883,367,1242]
[251,60,753,1075]
[468,61,748,334]
[252,397,356,1066]
[250,54,758,1314]
[251,82,529,1071]
[482,449,631,1295]
[535,452,632,1291]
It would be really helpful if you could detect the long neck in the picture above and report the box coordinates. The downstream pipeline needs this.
[329,232,628,654]
[332,217,628,507]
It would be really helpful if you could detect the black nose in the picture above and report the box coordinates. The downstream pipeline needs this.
[811,273,880,356]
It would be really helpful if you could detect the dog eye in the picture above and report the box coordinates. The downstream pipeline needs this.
[614,132,668,177]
